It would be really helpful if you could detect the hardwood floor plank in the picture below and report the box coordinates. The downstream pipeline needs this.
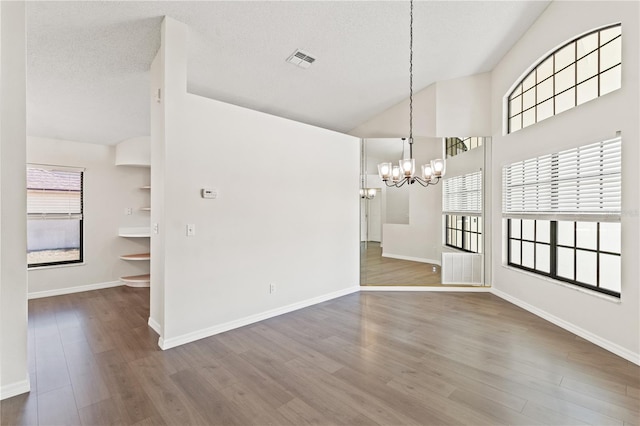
[77,399,125,426]
[94,350,161,424]
[37,385,80,426]
[170,369,250,425]
[34,332,71,394]
[277,398,330,426]
[521,400,592,426]
[238,348,381,425]
[285,357,419,426]
[0,391,38,426]
[68,370,111,409]
[1,288,637,426]
[129,357,209,426]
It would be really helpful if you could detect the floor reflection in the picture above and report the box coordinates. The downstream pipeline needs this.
[360,242,442,286]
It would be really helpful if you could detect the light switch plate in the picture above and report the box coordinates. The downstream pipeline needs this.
[186,224,196,236]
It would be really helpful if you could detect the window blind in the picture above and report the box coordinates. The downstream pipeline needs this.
[443,171,482,215]
[27,166,83,220]
[503,137,621,220]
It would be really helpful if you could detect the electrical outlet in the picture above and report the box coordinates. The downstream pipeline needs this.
[125,207,133,215]
[269,283,276,294]
[153,223,159,234]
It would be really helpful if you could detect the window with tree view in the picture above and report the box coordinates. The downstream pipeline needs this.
[27,166,84,267]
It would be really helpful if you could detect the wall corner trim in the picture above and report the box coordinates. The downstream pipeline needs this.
[0,377,30,401]
[159,286,360,350]
[28,281,123,300]
[490,288,640,366]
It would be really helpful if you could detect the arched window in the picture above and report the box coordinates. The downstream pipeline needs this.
[507,24,621,133]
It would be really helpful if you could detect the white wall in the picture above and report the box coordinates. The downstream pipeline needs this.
[153,18,360,348]
[0,1,29,399]
[350,84,437,138]
[490,1,639,362]
[149,46,165,336]
[436,73,492,137]
[26,137,150,297]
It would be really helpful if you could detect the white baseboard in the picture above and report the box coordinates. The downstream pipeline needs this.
[360,285,490,292]
[491,288,640,366]
[0,377,30,400]
[159,286,360,350]
[148,317,162,335]
[381,253,441,265]
[28,281,122,299]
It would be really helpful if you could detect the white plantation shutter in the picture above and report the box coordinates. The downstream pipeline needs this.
[27,165,84,220]
[503,137,621,220]
[443,171,482,215]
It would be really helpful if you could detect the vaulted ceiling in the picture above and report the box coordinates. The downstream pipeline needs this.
[26,1,550,145]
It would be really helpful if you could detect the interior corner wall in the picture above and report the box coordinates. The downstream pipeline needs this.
[0,0,29,399]
[349,84,437,138]
[155,18,360,349]
[490,1,640,362]
[149,48,165,336]
[435,72,492,137]
[26,137,150,297]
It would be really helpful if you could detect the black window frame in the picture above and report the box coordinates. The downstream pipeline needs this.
[445,214,482,254]
[27,168,84,268]
[507,218,621,298]
[507,23,622,134]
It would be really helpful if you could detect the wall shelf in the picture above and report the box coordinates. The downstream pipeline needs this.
[119,253,150,261]
[118,227,150,238]
[120,273,150,288]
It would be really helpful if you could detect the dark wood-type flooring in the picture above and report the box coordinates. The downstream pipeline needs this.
[361,242,442,286]
[1,287,639,425]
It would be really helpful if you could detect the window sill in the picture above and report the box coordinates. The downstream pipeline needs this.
[501,264,621,304]
[28,262,85,271]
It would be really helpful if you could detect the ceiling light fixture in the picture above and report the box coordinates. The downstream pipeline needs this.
[359,188,377,199]
[377,0,446,188]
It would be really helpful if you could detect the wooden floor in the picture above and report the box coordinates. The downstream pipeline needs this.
[361,242,442,286]
[2,287,639,426]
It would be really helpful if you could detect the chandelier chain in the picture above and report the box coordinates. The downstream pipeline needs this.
[409,0,413,155]
[375,0,446,188]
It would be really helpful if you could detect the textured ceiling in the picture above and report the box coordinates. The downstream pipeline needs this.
[26,1,550,145]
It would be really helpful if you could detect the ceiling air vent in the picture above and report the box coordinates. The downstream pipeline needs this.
[286,49,316,69]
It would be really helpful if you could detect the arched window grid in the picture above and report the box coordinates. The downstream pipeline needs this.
[508,24,622,134]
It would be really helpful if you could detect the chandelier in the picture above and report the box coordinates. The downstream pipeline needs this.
[359,188,377,199]
[377,0,446,188]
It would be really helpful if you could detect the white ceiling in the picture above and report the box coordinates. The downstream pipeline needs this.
[26,1,550,145]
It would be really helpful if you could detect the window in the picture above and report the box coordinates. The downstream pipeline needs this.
[27,165,84,267]
[443,171,482,253]
[503,137,621,297]
[445,137,484,159]
[508,219,621,296]
[446,214,482,254]
[507,24,622,133]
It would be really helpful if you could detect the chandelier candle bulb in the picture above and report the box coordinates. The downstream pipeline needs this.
[421,164,434,182]
[377,162,392,180]
[431,159,446,177]
[400,158,415,177]
[392,166,402,182]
